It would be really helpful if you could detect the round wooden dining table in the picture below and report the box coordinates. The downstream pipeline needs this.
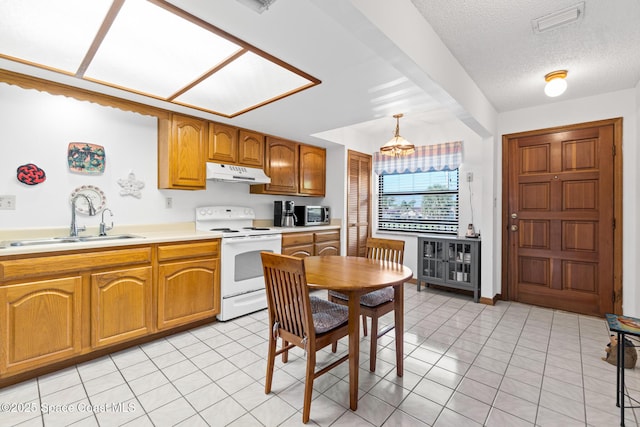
[304,255,413,411]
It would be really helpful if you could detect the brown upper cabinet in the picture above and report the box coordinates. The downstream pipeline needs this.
[208,124,264,168]
[237,129,265,168]
[251,136,326,196]
[158,114,207,190]
[299,144,326,196]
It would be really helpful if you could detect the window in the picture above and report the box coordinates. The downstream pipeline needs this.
[378,169,459,234]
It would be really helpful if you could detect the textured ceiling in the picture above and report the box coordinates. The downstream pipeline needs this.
[410,0,640,112]
[2,0,638,145]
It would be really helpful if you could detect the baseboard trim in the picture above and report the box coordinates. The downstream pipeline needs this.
[480,294,502,306]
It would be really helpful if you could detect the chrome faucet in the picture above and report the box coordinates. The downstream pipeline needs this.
[70,193,96,237]
[99,208,113,236]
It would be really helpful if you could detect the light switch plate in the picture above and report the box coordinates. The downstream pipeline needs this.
[0,195,16,210]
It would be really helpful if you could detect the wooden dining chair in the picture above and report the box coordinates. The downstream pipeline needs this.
[261,252,350,424]
[328,237,405,372]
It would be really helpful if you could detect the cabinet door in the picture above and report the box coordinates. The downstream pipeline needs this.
[299,145,326,196]
[282,244,314,258]
[208,123,238,164]
[91,266,152,349]
[158,114,206,189]
[262,137,299,194]
[346,151,371,256]
[157,258,220,330]
[0,277,82,375]
[238,130,264,167]
[315,241,339,256]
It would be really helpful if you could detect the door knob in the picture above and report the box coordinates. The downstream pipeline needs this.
[511,225,519,231]
[511,212,518,219]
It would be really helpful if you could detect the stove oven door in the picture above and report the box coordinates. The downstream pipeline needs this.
[218,234,281,320]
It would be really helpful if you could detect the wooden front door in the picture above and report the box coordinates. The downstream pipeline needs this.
[346,150,371,257]
[503,118,622,316]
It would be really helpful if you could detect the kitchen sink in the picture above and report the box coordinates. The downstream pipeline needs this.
[4,234,142,247]
[77,234,142,242]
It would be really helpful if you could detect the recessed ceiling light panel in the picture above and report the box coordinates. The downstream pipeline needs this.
[0,0,319,117]
[0,0,112,74]
[85,0,242,98]
[175,51,313,116]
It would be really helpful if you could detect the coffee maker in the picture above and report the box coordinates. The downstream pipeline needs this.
[274,201,297,227]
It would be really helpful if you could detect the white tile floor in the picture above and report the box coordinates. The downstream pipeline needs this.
[1,284,638,427]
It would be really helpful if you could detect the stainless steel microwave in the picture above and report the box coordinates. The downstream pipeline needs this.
[294,206,330,226]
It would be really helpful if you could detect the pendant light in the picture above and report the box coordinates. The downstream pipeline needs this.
[544,70,568,97]
[380,113,415,157]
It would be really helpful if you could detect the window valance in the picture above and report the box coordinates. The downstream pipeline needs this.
[373,141,463,175]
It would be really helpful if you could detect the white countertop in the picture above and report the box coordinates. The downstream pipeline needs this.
[0,223,221,256]
[274,225,340,233]
[0,223,341,256]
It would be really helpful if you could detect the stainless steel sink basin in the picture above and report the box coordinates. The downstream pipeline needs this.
[4,234,142,247]
[78,234,142,242]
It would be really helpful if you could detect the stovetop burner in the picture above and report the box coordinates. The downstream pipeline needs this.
[195,206,281,237]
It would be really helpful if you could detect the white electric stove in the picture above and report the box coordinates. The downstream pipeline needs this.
[195,206,281,321]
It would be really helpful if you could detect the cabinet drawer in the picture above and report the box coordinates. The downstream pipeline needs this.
[157,240,220,261]
[314,230,339,243]
[0,247,151,281]
[282,232,314,247]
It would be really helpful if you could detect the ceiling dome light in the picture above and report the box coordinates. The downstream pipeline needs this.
[544,70,568,97]
[380,114,415,157]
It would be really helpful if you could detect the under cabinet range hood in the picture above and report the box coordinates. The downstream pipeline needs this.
[206,162,271,184]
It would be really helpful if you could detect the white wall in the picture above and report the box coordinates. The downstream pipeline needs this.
[0,83,327,233]
[497,89,639,316]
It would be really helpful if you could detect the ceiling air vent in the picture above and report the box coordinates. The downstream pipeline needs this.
[237,0,278,14]
[532,2,585,33]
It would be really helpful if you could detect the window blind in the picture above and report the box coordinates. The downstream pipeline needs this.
[378,169,459,234]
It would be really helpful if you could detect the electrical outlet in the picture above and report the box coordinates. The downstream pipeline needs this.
[0,195,16,210]
[165,197,173,209]
[467,172,473,182]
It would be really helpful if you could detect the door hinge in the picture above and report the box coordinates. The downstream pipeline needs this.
[612,218,616,229]
[613,145,616,156]
[613,290,616,303]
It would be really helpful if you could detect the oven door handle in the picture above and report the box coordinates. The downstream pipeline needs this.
[222,234,282,244]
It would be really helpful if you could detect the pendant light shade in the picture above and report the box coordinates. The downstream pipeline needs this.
[380,113,415,157]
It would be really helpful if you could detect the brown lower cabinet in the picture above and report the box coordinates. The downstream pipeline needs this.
[0,239,220,383]
[0,276,83,375]
[157,241,220,330]
[91,266,153,349]
[281,229,340,258]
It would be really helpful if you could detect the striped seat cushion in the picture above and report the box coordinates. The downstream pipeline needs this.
[328,286,394,308]
[309,296,349,334]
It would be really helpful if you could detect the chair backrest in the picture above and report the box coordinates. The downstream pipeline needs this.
[366,237,405,264]
[261,252,314,344]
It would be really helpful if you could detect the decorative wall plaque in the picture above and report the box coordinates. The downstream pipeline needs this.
[16,163,46,185]
[68,143,106,174]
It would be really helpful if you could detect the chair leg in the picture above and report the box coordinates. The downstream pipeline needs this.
[331,341,337,353]
[302,352,316,423]
[369,315,378,372]
[362,314,368,336]
[265,334,277,394]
